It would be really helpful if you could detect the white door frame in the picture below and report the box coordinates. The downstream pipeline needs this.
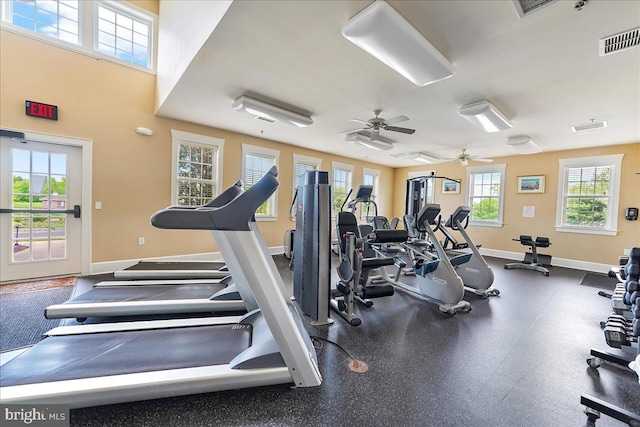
[3,128,92,277]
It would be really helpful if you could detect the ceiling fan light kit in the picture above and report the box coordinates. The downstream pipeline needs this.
[506,136,543,154]
[344,131,395,151]
[458,100,513,132]
[341,0,455,86]
[232,95,313,127]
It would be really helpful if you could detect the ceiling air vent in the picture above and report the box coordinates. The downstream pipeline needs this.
[512,0,558,18]
[600,27,640,56]
[572,120,607,133]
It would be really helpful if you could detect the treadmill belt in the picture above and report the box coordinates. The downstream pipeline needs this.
[126,261,225,271]
[66,284,226,303]
[0,324,251,387]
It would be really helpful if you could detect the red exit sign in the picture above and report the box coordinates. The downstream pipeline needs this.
[25,100,58,121]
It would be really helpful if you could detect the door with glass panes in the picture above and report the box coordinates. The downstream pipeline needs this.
[0,136,82,282]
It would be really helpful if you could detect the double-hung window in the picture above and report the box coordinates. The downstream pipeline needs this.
[361,167,380,221]
[292,154,321,220]
[243,144,279,220]
[171,130,223,207]
[466,164,506,227]
[331,162,354,216]
[556,154,623,235]
[1,1,156,72]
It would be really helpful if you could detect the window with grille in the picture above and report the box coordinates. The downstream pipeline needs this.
[292,154,321,220]
[97,2,151,68]
[466,164,506,227]
[332,162,354,215]
[556,154,622,235]
[171,130,223,207]
[1,0,156,71]
[361,167,380,221]
[243,144,279,219]
[4,0,79,44]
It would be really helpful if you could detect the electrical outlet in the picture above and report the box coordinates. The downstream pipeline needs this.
[138,237,145,246]
[95,201,102,210]
[624,248,631,256]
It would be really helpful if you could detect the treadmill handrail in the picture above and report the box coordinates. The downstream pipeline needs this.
[151,167,279,231]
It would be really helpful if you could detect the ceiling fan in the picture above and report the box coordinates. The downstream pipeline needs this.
[443,149,493,166]
[340,109,416,140]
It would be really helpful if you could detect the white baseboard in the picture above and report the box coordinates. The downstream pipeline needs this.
[90,247,287,275]
[479,248,611,274]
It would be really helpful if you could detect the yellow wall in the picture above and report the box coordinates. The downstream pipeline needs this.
[0,29,393,263]
[1,7,638,268]
[393,143,640,265]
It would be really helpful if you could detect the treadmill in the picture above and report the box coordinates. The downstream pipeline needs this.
[0,167,322,408]
[112,181,243,280]
[44,181,249,320]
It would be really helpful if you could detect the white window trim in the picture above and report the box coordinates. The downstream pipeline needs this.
[466,163,506,228]
[242,143,279,221]
[0,0,158,74]
[292,153,322,221]
[555,154,623,236]
[170,129,224,207]
[331,161,354,214]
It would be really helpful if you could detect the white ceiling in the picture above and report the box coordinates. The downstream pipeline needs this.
[155,0,640,168]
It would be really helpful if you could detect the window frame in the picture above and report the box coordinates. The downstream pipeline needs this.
[555,154,623,236]
[170,129,224,207]
[331,161,354,216]
[0,0,157,73]
[291,153,322,221]
[242,143,280,221]
[361,167,381,221]
[466,164,506,228]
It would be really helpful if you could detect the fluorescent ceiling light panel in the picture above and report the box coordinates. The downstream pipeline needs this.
[506,136,542,154]
[232,95,313,127]
[342,0,455,86]
[571,120,607,133]
[345,131,394,151]
[458,100,513,132]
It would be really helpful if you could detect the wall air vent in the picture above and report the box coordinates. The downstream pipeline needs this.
[512,0,558,18]
[600,28,640,56]
[571,120,607,133]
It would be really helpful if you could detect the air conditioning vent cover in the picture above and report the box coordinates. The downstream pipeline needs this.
[572,120,607,133]
[512,0,558,18]
[600,27,640,56]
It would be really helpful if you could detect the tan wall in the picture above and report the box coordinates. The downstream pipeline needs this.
[0,29,393,263]
[393,143,640,265]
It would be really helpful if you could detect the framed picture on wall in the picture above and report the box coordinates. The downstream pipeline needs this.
[517,175,545,193]
[441,180,460,194]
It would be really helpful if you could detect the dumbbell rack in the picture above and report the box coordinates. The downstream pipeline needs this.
[583,248,640,425]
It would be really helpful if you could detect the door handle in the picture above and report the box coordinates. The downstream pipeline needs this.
[0,205,81,218]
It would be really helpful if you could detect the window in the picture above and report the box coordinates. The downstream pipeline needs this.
[6,0,79,44]
[171,130,223,207]
[1,1,156,72]
[331,161,354,215]
[466,164,506,227]
[243,144,279,220]
[556,154,623,235]
[361,167,380,221]
[97,2,152,68]
[292,154,321,219]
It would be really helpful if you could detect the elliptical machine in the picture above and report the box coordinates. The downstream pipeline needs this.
[438,206,499,298]
[385,204,472,315]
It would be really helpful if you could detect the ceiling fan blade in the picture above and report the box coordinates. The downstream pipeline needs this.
[338,127,366,135]
[384,115,409,125]
[384,126,415,134]
[348,118,370,125]
[471,157,494,163]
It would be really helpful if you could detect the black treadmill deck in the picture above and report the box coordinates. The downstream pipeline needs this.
[0,324,251,387]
